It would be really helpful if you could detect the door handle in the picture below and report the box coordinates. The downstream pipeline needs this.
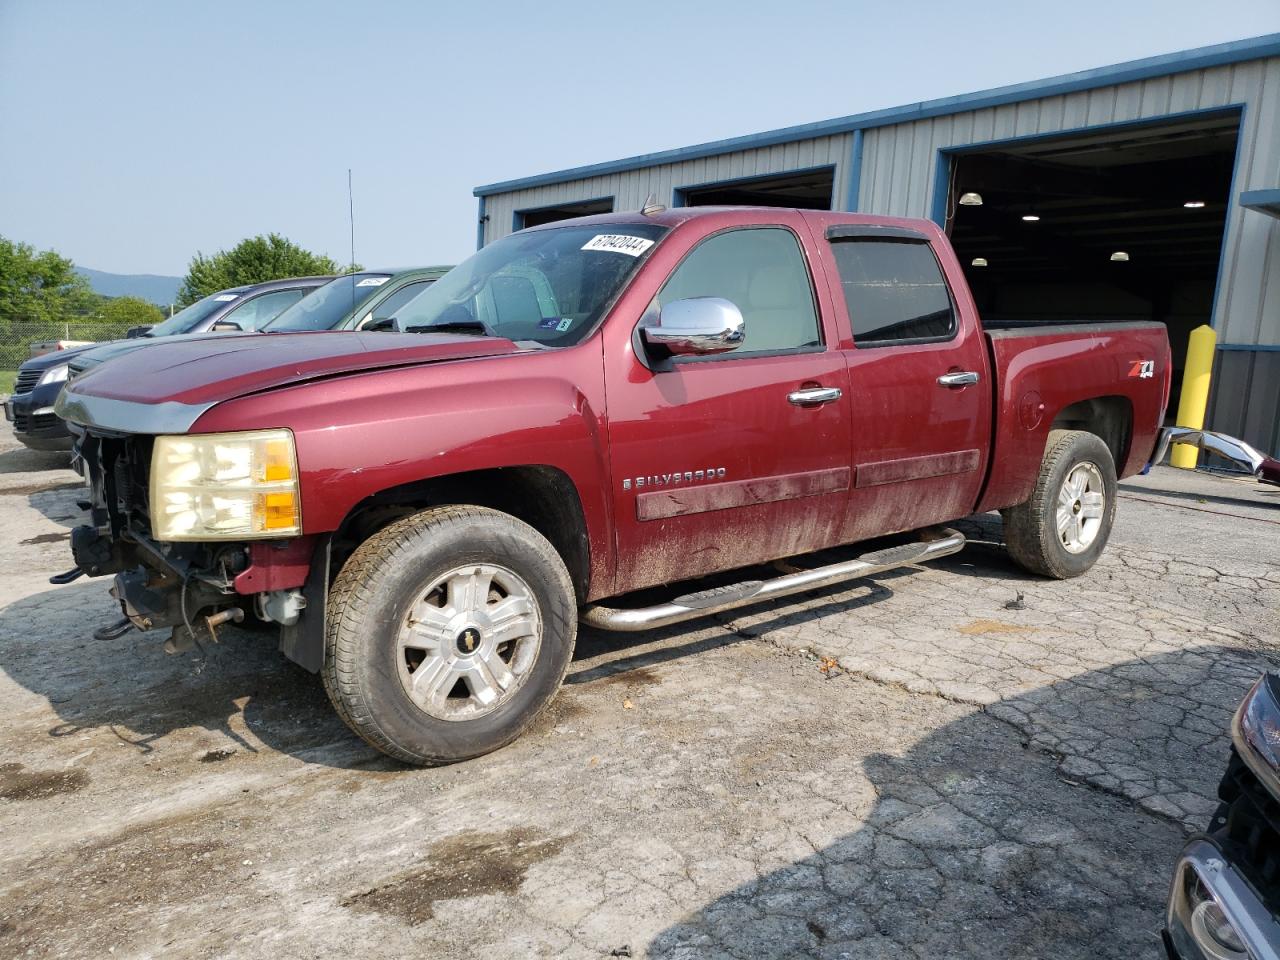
[937,371,980,387]
[788,386,843,406]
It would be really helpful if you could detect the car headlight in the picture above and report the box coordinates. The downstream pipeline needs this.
[1233,673,1280,798]
[38,363,69,387]
[150,429,301,541]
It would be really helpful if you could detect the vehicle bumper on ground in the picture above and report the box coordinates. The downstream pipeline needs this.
[4,388,72,450]
[1165,837,1280,960]
[1147,426,1280,487]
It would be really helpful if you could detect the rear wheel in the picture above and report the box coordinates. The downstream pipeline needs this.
[322,505,577,765]
[1002,429,1117,579]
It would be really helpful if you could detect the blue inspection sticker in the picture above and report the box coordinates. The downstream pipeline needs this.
[537,317,561,330]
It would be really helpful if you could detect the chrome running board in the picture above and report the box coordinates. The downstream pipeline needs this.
[581,529,966,632]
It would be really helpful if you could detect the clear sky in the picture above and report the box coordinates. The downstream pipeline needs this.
[2,0,1277,276]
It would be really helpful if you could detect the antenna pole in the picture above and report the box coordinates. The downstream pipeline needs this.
[348,168,356,312]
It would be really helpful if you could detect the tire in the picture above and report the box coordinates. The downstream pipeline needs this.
[322,505,577,765]
[1001,429,1118,579]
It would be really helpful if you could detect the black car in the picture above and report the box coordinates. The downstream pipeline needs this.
[1165,673,1280,960]
[4,276,329,450]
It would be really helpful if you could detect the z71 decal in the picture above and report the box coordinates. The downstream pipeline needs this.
[1128,359,1155,379]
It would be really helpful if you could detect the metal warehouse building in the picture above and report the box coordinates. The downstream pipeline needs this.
[474,34,1280,456]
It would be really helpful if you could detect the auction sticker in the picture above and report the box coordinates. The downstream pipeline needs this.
[356,277,390,287]
[581,234,655,257]
[537,317,575,332]
[214,294,239,301]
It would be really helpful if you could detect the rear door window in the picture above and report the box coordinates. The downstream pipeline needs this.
[830,240,955,345]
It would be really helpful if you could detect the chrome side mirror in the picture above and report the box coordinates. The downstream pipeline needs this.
[641,297,745,356]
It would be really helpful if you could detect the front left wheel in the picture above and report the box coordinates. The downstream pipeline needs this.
[322,505,577,765]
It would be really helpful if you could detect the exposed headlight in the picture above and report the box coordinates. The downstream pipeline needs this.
[38,363,69,386]
[150,429,301,541]
[1233,673,1280,798]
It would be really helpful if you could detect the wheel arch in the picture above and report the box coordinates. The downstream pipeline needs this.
[1049,395,1133,471]
[332,465,593,604]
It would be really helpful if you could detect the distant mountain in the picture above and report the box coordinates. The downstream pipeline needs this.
[77,267,182,306]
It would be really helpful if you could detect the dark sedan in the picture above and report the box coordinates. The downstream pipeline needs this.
[5,276,329,450]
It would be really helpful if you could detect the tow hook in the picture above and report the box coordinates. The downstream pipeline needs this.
[92,617,137,641]
[164,607,245,655]
[49,566,85,585]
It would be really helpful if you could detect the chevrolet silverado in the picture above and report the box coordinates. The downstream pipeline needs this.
[55,207,1174,764]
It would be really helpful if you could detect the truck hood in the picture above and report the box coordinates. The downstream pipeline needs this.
[18,341,103,372]
[62,331,524,408]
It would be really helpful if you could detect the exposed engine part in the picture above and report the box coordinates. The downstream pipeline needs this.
[255,589,307,626]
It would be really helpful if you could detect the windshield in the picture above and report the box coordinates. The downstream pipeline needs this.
[264,273,393,331]
[147,291,241,336]
[390,224,667,346]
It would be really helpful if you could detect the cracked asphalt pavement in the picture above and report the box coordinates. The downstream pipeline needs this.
[0,432,1276,959]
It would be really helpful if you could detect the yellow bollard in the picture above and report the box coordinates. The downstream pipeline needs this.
[1171,324,1217,468]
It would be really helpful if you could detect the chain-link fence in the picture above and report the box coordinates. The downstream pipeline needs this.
[1,320,137,372]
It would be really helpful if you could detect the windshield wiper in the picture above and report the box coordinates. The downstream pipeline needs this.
[404,321,493,337]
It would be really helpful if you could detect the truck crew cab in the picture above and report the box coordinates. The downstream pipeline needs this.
[55,207,1172,764]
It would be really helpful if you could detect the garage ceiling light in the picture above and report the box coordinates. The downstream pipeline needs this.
[971,257,988,267]
[1021,214,1041,222]
[958,192,983,206]
[1110,251,1130,262]
[1184,200,1206,208]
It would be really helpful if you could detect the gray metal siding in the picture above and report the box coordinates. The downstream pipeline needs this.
[1209,350,1280,457]
[481,134,853,244]
[858,57,1280,347]
[479,56,1280,449]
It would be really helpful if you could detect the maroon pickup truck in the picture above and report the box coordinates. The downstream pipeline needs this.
[56,207,1172,764]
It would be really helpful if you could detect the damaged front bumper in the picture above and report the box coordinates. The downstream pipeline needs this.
[1147,426,1280,487]
[56,428,323,664]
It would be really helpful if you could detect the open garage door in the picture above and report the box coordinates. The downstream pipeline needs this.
[945,112,1240,414]
[516,197,615,229]
[678,167,834,209]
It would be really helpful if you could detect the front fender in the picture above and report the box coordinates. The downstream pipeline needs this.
[191,344,616,595]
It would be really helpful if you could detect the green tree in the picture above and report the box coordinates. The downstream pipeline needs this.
[177,233,347,306]
[95,295,164,328]
[0,236,95,324]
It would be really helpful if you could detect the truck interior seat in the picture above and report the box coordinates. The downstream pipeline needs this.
[744,264,820,352]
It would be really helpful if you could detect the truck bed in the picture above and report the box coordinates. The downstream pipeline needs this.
[976,320,1171,513]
